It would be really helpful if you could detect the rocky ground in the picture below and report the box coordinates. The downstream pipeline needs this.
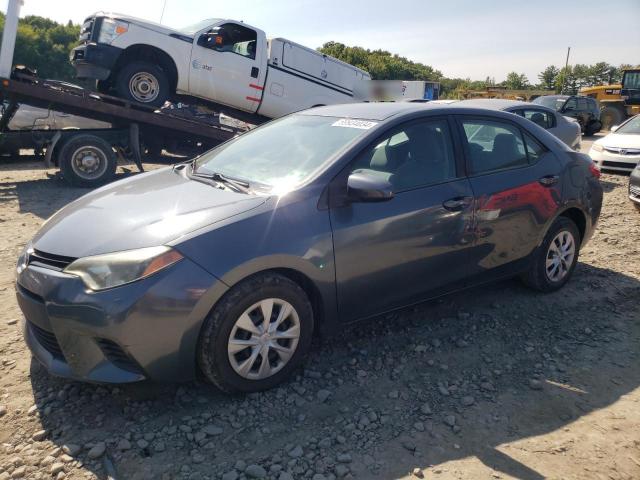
[0,146,639,480]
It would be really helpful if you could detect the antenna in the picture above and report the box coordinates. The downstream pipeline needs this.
[160,0,168,24]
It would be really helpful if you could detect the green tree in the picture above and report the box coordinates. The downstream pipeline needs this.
[0,12,80,82]
[538,65,559,90]
[503,72,529,90]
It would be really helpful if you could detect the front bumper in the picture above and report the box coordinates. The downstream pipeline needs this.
[70,43,122,81]
[589,149,640,173]
[16,256,223,383]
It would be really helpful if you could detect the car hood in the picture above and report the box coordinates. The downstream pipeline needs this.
[595,133,640,148]
[32,167,266,258]
[96,12,188,37]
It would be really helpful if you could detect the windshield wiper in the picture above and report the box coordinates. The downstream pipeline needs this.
[190,164,251,194]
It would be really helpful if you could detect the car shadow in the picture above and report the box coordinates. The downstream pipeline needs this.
[26,263,640,479]
[0,159,173,219]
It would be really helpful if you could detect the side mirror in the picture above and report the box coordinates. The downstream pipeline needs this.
[347,172,394,203]
[610,125,619,132]
[197,32,223,49]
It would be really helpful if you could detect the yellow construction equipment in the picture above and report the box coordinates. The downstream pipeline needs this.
[580,69,640,129]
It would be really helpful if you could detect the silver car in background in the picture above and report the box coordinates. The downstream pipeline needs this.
[457,99,582,151]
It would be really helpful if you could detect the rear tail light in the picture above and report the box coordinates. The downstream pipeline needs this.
[589,162,601,179]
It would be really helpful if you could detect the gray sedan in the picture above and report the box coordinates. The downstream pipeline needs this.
[457,99,582,151]
[16,103,602,392]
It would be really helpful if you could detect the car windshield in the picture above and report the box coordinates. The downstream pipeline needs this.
[533,96,567,111]
[194,115,375,192]
[177,18,221,34]
[615,115,640,134]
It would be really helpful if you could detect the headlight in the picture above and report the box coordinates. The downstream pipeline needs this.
[98,18,129,44]
[16,241,33,275]
[64,246,183,291]
[592,144,604,152]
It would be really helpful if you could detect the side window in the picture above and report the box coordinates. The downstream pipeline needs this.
[563,98,577,111]
[588,99,599,113]
[203,24,257,60]
[523,133,545,164]
[350,119,456,192]
[577,98,588,111]
[522,109,555,129]
[461,119,528,174]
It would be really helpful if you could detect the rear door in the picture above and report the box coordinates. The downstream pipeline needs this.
[330,117,475,322]
[456,115,563,281]
[190,22,266,112]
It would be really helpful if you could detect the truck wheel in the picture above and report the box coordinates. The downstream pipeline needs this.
[58,135,117,187]
[115,61,170,107]
[600,105,624,131]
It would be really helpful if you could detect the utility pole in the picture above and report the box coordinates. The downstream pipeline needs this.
[560,46,571,94]
[0,0,24,78]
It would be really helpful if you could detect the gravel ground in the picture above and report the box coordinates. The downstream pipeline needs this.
[0,145,639,480]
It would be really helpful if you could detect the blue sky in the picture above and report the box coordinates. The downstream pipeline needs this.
[5,0,640,82]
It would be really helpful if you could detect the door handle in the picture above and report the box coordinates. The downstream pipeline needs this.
[539,175,559,187]
[443,196,472,211]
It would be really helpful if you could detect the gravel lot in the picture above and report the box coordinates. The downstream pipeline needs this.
[1,137,639,480]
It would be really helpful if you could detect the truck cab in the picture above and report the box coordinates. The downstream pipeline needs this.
[188,21,268,113]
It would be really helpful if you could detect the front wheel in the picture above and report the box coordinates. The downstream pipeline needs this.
[521,216,580,292]
[198,273,314,393]
[115,61,170,107]
[58,135,117,187]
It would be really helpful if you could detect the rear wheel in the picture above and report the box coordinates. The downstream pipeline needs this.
[58,135,117,187]
[198,273,314,393]
[521,216,580,292]
[115,61,170,107]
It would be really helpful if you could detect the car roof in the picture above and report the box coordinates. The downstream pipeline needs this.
[458,98,557,114]
[299,101,565,124]
[300,102,435,120]
[457,98,531,110]
[537,95,569,100]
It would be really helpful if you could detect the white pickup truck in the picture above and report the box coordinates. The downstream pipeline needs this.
[71,14,371,119]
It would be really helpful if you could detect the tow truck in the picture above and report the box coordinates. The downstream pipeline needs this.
[0,0,247,187]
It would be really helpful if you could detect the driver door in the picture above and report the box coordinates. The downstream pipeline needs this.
[330,117,475,322]
[190,22,265,112]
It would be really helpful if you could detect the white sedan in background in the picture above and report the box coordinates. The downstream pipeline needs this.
[456,99,582,151]
[589,115,640,173]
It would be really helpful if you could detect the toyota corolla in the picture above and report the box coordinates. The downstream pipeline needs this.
[16,103,603,392]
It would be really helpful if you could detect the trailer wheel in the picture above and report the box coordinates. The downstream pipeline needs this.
[58,135,117,188]
[116,61,170,107]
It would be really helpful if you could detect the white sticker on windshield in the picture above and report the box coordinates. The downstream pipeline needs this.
[332,119,378,129]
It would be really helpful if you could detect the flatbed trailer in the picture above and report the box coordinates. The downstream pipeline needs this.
[0,71,245,187]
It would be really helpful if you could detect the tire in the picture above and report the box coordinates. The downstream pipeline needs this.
[115,61,170,107]
[600,105,624,131]
[198,273,314,393]
[584,123,597,136]
[521,216,581,292]
[58,135,117,187]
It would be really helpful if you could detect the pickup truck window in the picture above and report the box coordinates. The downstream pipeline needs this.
[202,23,257,60]
[195,115,372,192]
